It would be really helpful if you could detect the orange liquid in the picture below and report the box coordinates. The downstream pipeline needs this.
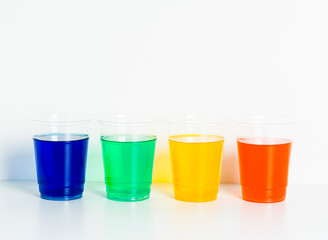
[169,134,224,202]
[237,138,292,203]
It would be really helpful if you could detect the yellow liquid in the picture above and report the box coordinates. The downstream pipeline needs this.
[168,134,224,202]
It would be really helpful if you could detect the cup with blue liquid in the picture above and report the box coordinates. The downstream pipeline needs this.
[32,114,92,201]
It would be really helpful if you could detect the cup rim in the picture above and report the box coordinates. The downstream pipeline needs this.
[232,114,297,126]
[166,114,228,125]
[30,113,93,125]
[97,114,161,126]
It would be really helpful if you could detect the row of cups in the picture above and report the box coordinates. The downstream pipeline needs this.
[32,113,296,203]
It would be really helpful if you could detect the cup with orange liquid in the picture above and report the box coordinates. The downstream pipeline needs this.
[167,115,227,202]
[234,115,296,203]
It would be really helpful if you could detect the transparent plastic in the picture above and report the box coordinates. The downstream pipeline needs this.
[98,114,159,202]
[167,114,227,202]
[233,115,296,203]
[31,113,92,201]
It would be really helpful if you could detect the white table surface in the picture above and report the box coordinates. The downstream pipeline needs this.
[0,182,327,240]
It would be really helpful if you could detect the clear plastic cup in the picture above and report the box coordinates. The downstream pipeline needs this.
[31,114,92,201]
[234,115,296,203]
[98,114,159,202]
[167,114,227,202]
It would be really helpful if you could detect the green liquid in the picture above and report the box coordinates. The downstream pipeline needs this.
[101,135,156,201]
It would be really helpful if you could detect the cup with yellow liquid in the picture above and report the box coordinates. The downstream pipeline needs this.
[167,114,227,202]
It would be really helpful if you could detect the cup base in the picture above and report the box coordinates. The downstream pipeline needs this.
[38,184,84,201]
[106,185,150,202]
[106,192,150,202]
[241,187,287,203]
[40,193,82,201]
[173,185,219,202]
[174,194,217,202]
[174,190,218,202]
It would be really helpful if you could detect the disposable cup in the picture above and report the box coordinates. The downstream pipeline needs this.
[98,114,159,202]
[167,114,226,202]
[32,113,91,201]
[234,115,296,203]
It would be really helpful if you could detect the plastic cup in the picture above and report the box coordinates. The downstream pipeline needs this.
[32,114,91,201]
[98,114,159,202]
[234,115,296,203]
[167,114,226,202]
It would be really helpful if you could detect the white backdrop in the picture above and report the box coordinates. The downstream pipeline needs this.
[0,0,327,183]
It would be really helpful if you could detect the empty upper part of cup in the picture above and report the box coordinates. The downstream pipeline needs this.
[233,115,297,140]
[31,113,92,136]
[166,114,227,137]
[98,114,160,137]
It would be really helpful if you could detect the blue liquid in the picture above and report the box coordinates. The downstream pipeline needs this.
[33,134,89,201]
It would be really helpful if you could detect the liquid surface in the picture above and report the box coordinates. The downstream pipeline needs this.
[237,137,292,145]
[101,135,156,143]
[237,137,292,203]
[33,134,89,200]
[168,134,224,202]
[101,135,156,201]
[169,134,224,143]
[34,134,89,142]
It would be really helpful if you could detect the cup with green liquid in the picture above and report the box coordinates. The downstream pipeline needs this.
[98,114,159,202]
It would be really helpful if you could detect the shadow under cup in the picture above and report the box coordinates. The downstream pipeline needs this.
[235,115,296,203]
[32,114,91,201]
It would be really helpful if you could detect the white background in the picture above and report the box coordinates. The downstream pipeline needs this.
[0,0,327,183]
